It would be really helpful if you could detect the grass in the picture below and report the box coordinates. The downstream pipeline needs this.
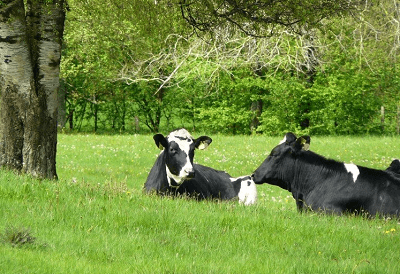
[1,133,400,273]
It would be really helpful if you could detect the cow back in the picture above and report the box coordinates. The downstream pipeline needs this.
[176,164,238,200]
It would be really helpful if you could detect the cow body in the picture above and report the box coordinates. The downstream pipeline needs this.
[144,128,257,205]
[252,132,400,216]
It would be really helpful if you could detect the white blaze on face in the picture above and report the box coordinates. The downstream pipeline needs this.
[166,129,195,185]
[344,163,360,183]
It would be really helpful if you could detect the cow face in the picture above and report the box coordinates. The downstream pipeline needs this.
[252,132,310,185]
[154,128,212,186]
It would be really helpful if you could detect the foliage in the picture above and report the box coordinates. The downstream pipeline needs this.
[308,70,382,135]
[257,75,308,135]
[60,0,400,135]
[179,0,363,37]
[61,0,189,132]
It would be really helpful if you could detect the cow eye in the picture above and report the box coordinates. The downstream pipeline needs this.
[170,148,177,154]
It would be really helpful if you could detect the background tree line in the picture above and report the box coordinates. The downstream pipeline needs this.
[0,0,367,179]
[59,0,400,135]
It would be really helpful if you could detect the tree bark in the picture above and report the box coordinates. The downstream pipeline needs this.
[0,0,65,179]
[250,100,262,131]
[58,80,67,128]
[0,0,33,171]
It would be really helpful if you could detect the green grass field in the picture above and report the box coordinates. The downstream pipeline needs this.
[1,133,400,273]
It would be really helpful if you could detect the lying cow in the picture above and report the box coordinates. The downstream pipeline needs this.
[144,128,257,205]
[252,132,400,216]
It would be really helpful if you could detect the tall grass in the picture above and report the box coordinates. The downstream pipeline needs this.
[1,133,400,273]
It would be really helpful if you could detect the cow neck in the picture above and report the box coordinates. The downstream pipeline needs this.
[292,150,338,195]
[144,150,171,193]
[283,159,314,211]
[161,150,181,189]
[292,158,313,196]
[166,173,180,189]
[157,151,173,192]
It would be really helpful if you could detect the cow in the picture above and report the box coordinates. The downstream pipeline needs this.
[144,128,257,205]
[252,132,400,216]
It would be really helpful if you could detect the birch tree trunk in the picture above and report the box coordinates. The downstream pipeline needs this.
[0,0,65,179]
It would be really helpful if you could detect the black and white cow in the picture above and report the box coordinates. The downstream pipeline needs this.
[252,132,400,216]
[144,128,257,205]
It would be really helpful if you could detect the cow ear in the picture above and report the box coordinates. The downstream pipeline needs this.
[280,132,297,145]
[153,134,168,150]
[195,136,212,150]
[294,136,311,151]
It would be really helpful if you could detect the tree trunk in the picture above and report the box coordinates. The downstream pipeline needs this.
[121,98,126,131]
[397,105,400,135]
[250,100,262,131]
[94,101,98,132]
[0,0,65,179]
[135,116,140,132]
[58,79,67,128]
[0,0,31,171]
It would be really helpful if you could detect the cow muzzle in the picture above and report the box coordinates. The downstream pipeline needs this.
[181,167,195,179]
[186,170,195,179]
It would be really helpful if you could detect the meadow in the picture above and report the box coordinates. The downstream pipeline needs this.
[1,133,400,273]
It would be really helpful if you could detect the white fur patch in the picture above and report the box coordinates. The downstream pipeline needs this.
[279,136,287,145]
[344,163,360,183]
[166,166,185,186]
[167,128,193,141]
[230,175,245,182]
[237,177,257,205]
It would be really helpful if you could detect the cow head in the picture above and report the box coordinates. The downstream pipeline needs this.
[252,132,310,186]
[153,128,212,187]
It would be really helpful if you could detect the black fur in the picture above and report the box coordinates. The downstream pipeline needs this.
[144,129,256,204]
[253,132,400,217]
[144,150,240,200]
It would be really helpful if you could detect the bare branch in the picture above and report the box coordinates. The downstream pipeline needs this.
[179,0,366,37]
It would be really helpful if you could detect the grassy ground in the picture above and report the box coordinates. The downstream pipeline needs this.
[1,133,400,273]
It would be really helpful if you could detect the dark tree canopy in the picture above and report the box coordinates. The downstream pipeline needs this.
[179,0,365,37]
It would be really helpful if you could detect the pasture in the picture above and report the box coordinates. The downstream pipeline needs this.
[1,133,400,273]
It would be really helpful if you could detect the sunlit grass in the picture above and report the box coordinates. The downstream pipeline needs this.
[1,133,400,273]
[57,134,154,189]
[57,133,400,208]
